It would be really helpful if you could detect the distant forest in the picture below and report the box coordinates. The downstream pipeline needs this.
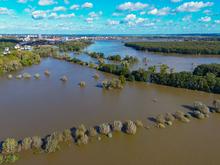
[125,41,220,55]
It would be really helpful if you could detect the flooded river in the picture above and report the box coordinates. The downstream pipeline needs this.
[86,40,220,72]
[0,40,220,165]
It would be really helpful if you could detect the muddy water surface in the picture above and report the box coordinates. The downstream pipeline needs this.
[0,53,220,164]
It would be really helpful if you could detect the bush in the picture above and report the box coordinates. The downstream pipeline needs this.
[76,134,89,145]
[164,113,175,122]
[22,137,32,150]
[99,123,111,135]
[135,120,144,128]
[192,111,205,119]
[107,55,121,61]
[75,124,87,140]
[93,73,100,80]
[45,132,63,153]
[193,101,210,114]
[193,64,220,77]
[125,120,137,135]
[102,78,124,90]
[79,81,86,87]
[4,154,19,164]
[174,111,190,123]
[2,138,18,155]
[112,121,123,132]
[63,129,72,142]
[60,75,68,82]
[31,136,42,149]
[87,127,98,137]
[0,154,4,164]
[119,75,126,85]
[213,99,220,113]
[155,114,165,124]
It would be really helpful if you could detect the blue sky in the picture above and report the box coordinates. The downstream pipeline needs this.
[0,0,219,34]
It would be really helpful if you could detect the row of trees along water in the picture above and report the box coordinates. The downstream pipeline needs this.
[31,47,220,94]
[98,63,220,94]
[125,41,220,55]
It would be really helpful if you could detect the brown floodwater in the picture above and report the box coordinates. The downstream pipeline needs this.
[0,58,220,165]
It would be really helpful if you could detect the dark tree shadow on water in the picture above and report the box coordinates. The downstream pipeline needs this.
[182,105,194,112]
[147,117,156,123]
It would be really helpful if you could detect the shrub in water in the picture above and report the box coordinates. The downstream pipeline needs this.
[63,129,72,142]
[87,127,98,137]
[135,120,144,128]
[76,134,89,145]
[23,73,32,79]
[165,113,175,122]
[99,123,111,135]
[16,74,22,79]
[112,120,123,132]
[34,73,40,79]
[102,78,124,90]
[79,81,86,87]
[7,74,13,79]
[155,114,165,124]
[174,111,190,123]
[60,75,68,82]
[44,70,50,76]
[2,138,18,155]
[93,73,100,80]
[22,137,32,150]
[192,111,205,119]
[193,101,210,114]
[125,120,137,135]
[45,133,62,153]
[0,154,4,164]
[31,136,42,149]
[4,154,19,164]
[213,99,220,113]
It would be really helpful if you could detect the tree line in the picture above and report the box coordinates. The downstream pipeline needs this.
[125,41,220,55]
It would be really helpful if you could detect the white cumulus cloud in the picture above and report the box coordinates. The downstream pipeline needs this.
[38,0,56,6]
[53,6,66,12]
[177,1,213,12]
[32,10,47,20]
[125,14,136,21]
[148,7,170,16]
[117,2,148,11]
[70,4,80,10]
[82,2,93,8]
[199,16,211,22]
[215,20,220,24]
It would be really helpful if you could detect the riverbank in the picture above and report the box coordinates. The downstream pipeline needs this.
[125,41,220,56]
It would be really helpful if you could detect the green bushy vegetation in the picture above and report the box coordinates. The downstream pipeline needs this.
[0,50,41,74]
[125,41,220,55]
[193,63,220,77]
[97,62,220,93]
[0,42,16,52]
[33,46,59,57]
[87,52,104,59]
[107,54,121,61]
[58,40,92,52]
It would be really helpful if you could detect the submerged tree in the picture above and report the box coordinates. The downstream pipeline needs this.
[2,138,18,155]
[112,121,123,132]
[125,120,137,135]
[99,123,111,135]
